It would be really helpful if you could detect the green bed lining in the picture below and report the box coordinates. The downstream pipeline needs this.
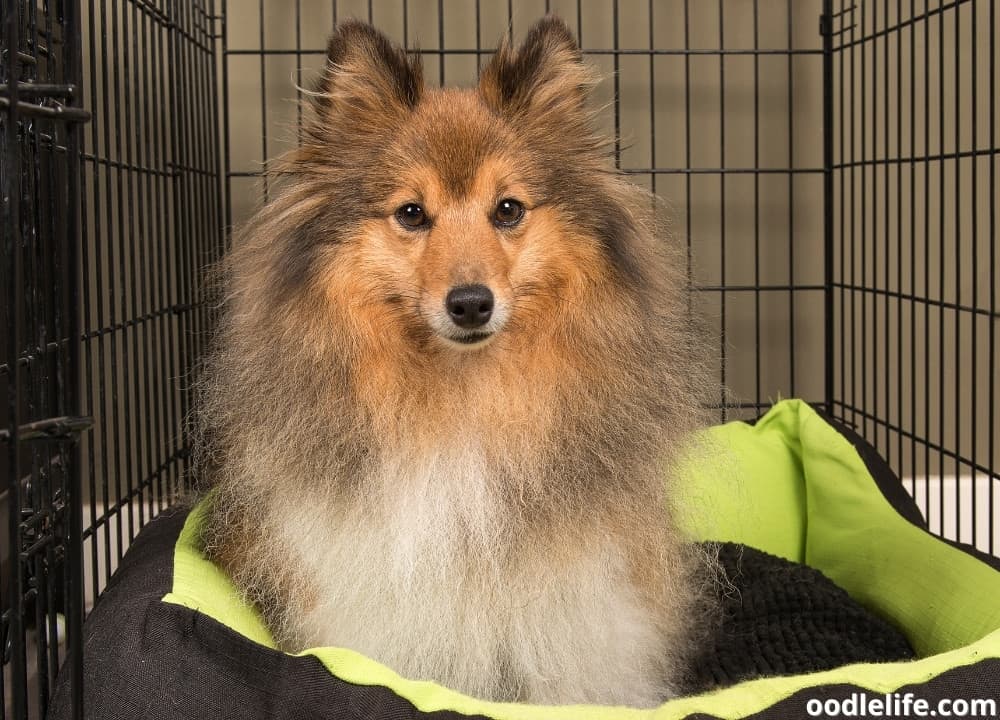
[163,399,1000,719]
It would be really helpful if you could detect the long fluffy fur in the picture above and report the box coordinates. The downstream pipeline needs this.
[195,16,717,707]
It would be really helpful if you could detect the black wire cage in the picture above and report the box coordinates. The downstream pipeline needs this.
[1,0,997,718]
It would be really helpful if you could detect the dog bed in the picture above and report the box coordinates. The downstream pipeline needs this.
[51,400,1000,719]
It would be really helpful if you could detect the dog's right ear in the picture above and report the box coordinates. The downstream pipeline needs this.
[312,21,423,119]
[478,16,594,126]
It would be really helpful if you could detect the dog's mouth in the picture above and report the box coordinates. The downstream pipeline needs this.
[440,330,495,347]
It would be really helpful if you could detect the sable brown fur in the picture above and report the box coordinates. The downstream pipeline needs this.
[195,15,717,707]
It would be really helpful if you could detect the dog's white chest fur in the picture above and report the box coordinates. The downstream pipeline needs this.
[272,448,674,706]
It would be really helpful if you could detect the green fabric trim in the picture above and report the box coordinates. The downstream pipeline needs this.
[163,499,277,649]
[679,400,1000,656]
[163,399,1000,719]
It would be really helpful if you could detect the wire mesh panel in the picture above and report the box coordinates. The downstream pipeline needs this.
[1,3,89,719]
[827,0,999,555]
[77,0,224,613]
[221,0,828,421]
[3,1,224,719]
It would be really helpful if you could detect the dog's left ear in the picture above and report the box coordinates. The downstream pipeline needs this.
[479,16,594,124]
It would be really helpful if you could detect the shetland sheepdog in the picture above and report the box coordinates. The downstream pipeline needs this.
[196,16,715,707]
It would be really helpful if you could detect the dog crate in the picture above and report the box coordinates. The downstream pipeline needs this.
[1,1,997,718]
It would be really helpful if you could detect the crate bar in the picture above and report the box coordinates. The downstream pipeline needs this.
[190,0,203,481]
[896,0,905,495]
[225,166,826,177]
[195,0,217,411]
[109,0,130,561]
[752,1,761,408]
[140,0,166,513]
[968,0,978,549]
[212,166,829,178]
[180,1,199,487]
[952,0,962,542]
[222,0,231,233]
[158,0,182,507]
[860,0,869,443]
[160,0,180,506]
[837,1,848,425]
[849,0,858,432]
[832,146,995,168]
[576,0,582,98]
[188,0,201,400]
[176,2,191,503]
[922,0,930,519]
[167,0,193,547]
[937,0,945,536]
[683,0,692,323]
[132,0,153,519]
[211,0,226,339]
[437,0,444,86]
[647,0,655,196]
[37,5,57,703]
[221,46,824,57]
[295,0,302,138]
[989,0,996,556]
[718,0,727,419]
[258,0,267,200]
[62,0,86,713]
[882,0,890,460]
[697,284,827,293]
[822,0,835,415]
[78,0,98,606]
[134,0,156,519]
[23,0,40,702]
[160,0,182,506]
[185,0,200,394]
[83,0,112,601]
[122,0,148,535]
[871,0,880,455]
[787,0,796,396]
[908,0,917,498]
[474,0,481,75]
[196,0,215,472]
[612,0,619,168]
[122,0,141,528]
[4,1,28,718]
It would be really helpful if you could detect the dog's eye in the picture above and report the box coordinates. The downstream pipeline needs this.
[493,199,525,228]
[395,203,428,229]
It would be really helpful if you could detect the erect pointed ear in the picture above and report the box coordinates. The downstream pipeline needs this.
[478,16,595,122]
[314,20,423,117]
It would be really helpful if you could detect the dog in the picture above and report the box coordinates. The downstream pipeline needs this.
[196,16,715,707]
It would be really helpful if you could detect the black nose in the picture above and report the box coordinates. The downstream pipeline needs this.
[445,284,494,329]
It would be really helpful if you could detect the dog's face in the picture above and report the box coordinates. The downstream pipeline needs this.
[340,94,538,352]
[268,18,647,357]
